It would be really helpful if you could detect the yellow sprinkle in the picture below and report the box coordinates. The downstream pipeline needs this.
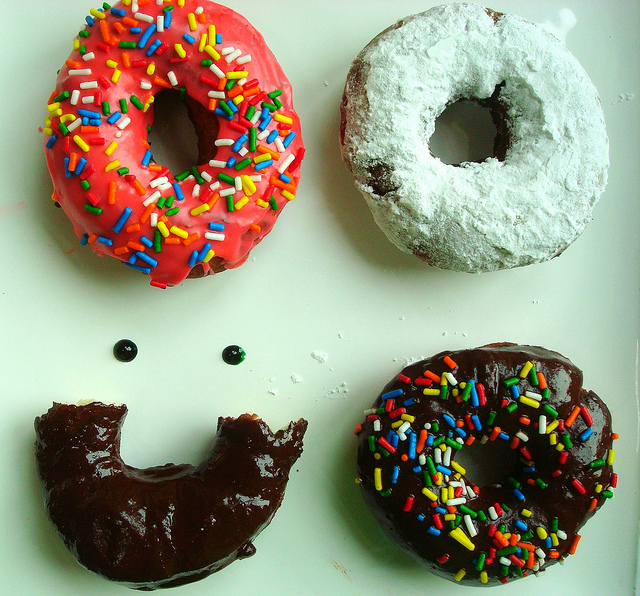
[240,174,256,195]
[73,39,80,50]
[444,513,456,522]
[44,117,52,127]
[255,198,269,208]
[190,203,210,216]
[89,7,106,19]
[595,483,603,493]
[549,433,558,446]
[390,420,404,429]
[104,159,120,172]
[104,141,118,156]
[234,196,249,210]
[480,571,488,584]
[198,33,207,52]
[423,388,440,396]
[232,95,244,106]
[106,59,119,69]
[43,127,54,136]
[202,249,216,263]
[187,13,197,30]
[454,569,466,582]
[555,443,565,452]
[174,44,186,59]
[170,225,188,239]
[203,45,221,61]
[226,70,248,80]
[421,488,438,501]
[111,69,122,84]
[146,63,156,76]
[536,527,548,540]
[373,452,381,460]
[551,533,559,547]
[451,461,466,476]
[46,102,61,112]
[449,527,475,551]
[72,135,90,152]
[521,508,532,518]
[520,361,534,378]
[519,396,540,409]
[433,472,443,486]
[545,419,560,434]
[274,114,293,125]
[440,487,448,502]
[374,468,382,491]
[400,414,415,423]
[208,25,216,43]
[281,190,296,201]
[50,108,63,118]
[607,449,615,465]
[448,486,455,500]
[60,114,76,124]
[452,388,459,397]
[177,0,185,6]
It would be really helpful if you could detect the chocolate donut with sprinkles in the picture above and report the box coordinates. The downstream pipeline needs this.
[42,0,304,288]
[355,344,617,586]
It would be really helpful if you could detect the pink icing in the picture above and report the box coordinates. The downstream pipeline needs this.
[43,0,304,287]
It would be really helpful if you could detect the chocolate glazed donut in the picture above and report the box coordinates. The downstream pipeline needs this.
[35,402,307,590]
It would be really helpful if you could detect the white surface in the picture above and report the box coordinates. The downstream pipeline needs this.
[0,1,638,595]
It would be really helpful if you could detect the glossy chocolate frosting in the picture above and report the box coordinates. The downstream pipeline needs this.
[356,344,615,586]
[35,402,307,589]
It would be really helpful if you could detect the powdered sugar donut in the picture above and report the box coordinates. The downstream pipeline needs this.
[42,1,304,288]
[340,3,608,273]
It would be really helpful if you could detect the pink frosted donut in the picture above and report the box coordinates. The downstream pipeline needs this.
[42,0,304,287]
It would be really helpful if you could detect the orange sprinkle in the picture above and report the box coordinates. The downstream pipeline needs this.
[416,429,428,453]
[423,370,441,384]
[107,180,117,205]
[611,432,619,440]
[68,152,79,172]
[99,19,111,42]
[353,423,363,435]
[80,126,100,134]
[509,533,519,546]
[250,224,261,233]
[208,98,217,111]
[207,193,220,208]
[126,241,145,252]
[588,497,598,511]
[520,446,532,461]
[489,426,501,441]
[148,164,163,172]
[537,372,547,389]
[465,435,476,446]
[65,59,81,69]
[400,454,408,462]
[217,77,227,92]
[227,85,244,99]
[114,246,129,256]
[548,550,560,559]
[269,175,297,192]
[517,542,536,552]
[122,16,138,27]
[48,90,57,104]
[526,551,535,569]
[565,406,581,428]
[242,86,260,97]
[165,237,181,245]
[257,145,280,160]
[113,21,125,34]
[125,223,141,233]
[183,232,201,247]
[139,203,155,224]
[444,356,458,369]
[197,11,206,23]
[121,51,131,68]
[87,233,98,244]
[108,36,119,48]
[153,76,172,89]
[493,531,509,548]
[132,180,146,196]
[519,415,531,426]
[509,437,520,450]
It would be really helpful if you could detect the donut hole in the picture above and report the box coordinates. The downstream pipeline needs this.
[429,99,499,166]
[454,438,521,488]
[147,91,220,174]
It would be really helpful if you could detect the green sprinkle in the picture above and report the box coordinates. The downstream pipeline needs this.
[226,195,234,212]
[165,196,175,208]
[381,489,392,497]
[368,436,376,452]
[84,204,102,215]
[130,95,144,110]
[439,384,448,400]
[58,123,70,136]
[507,477,521,489]
[246,105,256,121]
[261,101,278,112]
[218,100,233,117]
[501,503,511,512]
[422,470,433,487]
[191,166,204,184]
[431,422,440,433]
[459,505,477,518]
[79,45,87,54]
[602,490,614,499]
[249,127,257,152]
[521,530,534,541]
[102,101,110,116]
[119,98,128,113]
[497,545,518,557]
[273,98,283,110]
[175,170,191,181]
[268,195,279,210]
[425,456,436,476]
[542,388,550,400]
[477,510,487,522]
[178,87,186,101]
[529,365,538,386]
[234,157,252,171]
[80,180,91,191]
[505,402,518,414]
[503,377,519,387]
[535,478,548,489]
[378,447,390,458]
[589,459,606,468]
[165,207,180,217]
[444,437,462,450]
[79,30,90,38]
[432,436,445,448]
[551,518,559,533]
[117,167,129,175]
[542,404,558,419]
[201,59,213,66]
[267,89,283,99]
[157,196,166,209]
[460,383,472,402]
[475,552,486,571]
[154,229,162,253]
[119,41,137,49]
[162,5,174,12]
[486,411,497,426]
[561,434,573,449]
[53,91,70,102]
[218,173,235,185]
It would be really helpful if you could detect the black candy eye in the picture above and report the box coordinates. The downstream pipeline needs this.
[113,339,138,362]
[222,345,245,365]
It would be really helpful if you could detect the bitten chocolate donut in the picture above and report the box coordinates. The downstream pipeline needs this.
[355,344,617,586]
[35,402,307,589]
[340,3,608,273]
[42,1,304,288]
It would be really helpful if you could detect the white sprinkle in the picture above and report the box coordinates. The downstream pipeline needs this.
[237,54,252,65]
[445,372,458,386]
[257,129,270,140]
[250,175,262,182]
[192,184,200,198]
[143,190,161,206]
[68,69,92,76]
[464,515,477,537]
[488,506,498,520]
[149,212,158,227]
[156,15,164,32]
[82,52,95,61]
[149,176,169,188]
[447,497,467,507]
[278,154,295,174]
[158,182,172,191]
[219,187,235,197]
[208,91,226,100]
[117,117,131,130]
[66,118,82,132]
[81,95,95,104]
[208,159,228,168]
[209,64,225,78]
[221,46,235,55]
[214,138,234,146]
[499,557,512,567]
[238,147,248,157]
[373,419,382,432]
[234,177,243,191]
[200,171,212,182]
[134,12,154,23]
[525,391,543,401]
[205,232,225,241]
[140,81,152,90]
[557,530,567,540]
[167,71,178,87]
[275,138,285,153]
[442,446,452,467]
[538,415,547,434]
[397,421,411,435]
[515,431,529,442]
[79,81,98,89]
[208,180,220,190]
[418,454,426,466]
[434,448,442,464]
[225,49,242,63]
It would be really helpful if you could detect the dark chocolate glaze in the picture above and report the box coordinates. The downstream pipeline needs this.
[35,402,307,590]
[356,344,615,586]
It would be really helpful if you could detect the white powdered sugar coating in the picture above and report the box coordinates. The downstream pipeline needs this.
[340,3,609,273]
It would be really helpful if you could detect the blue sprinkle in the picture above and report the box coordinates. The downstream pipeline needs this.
[78,108,101,119]
[442,414,456,428]
[426,435,434,447]
[471,414,482,430]
[130,27,142,34]
[412,466,422,474]
[146,39,162,57]
[188,250,198,267]
[75,158,87,175]
[225,157,237,169]
[85,16,95,26]
[510,385,520,399]
[81,117,90,126]
[226,100,239,114]
[198,242,212,262]
[387,431,399,448]
[80,234,89,246]
[88,118,102,126]
[523,466,536,474]
[436,465,452,476]
[267,129,279,143]
[233,134,248,152]
[258,115,272,131]
[138,24,157,49]
[279,173,292,184]
[382,389,404,401]
[417,514,425,522]
[140,236,153,248]
[403,398,417,407]
[141,150,152,166]
[513,489,525,501]
[172,182,184,201]
[214,107,233,120]
[46,135,57,149]
[216,33,222,44]
[254,159,273,171]
[515,520,528,532]
[209,222,225,231]
[390,466,400,484]
[64,157,72,177]
[498,431,510,441]
[283,131,297,148]
[455,427,467,438]
[164,10,172,28]
[136,251,158,268]
[110,7,126,17]
[107,111,122,125]
[469,381,479,407]
[124,262,151,275]
[434,506,447,515]
[408,432,417,459]
[97,236,113,246]
[427,526,441,536]
[544,537,552,549]
[183,33,196,44]
[579,428,594,442]
[112,207,132,233]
